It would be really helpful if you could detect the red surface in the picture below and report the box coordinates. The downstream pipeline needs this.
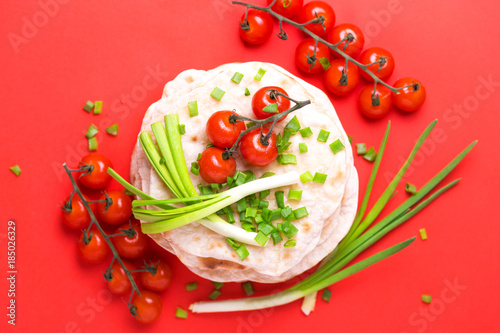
[1,0,499,332]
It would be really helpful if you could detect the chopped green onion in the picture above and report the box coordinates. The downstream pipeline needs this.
[262,103,279,113]
[285,116,301,134]
[288,189,302,200]
[242,282,254,296]
[83,100,94,112]
[237,198,248,212]
[300,171,314,183]
[254,214,263,224]
[175,307,188,319]
[246,121,256,127]
[277,221,298,239]
[209,290,222,300]
[93,101,102,114]
[197,184,212,195]
[245,88,251,96]
[178,124,186,135]
[260,172,275,178]
[249,196,260,207]
[419,228,427,240]
[280,206,293,220]
[106,124,119,136]
[85,123,99,138]
[159,158,165,165]
[254,231,270,246]
[271,230,283,245]
[270,208,282,221]
[190,162,199,175]
[188,101,198,117]
[348,136,353,143]
[405,182,418,195]
[421,295,432,304]
[313,172,328,184]
[231,72,244,84]
[277,154,297,165]
[356,143,367,155]
[317,129,330,143]
[363,147,377,162]
[186,282,198,291]
[9,165,21,177]
[210,183,220,192]
[245,207,258,218]
[261,208,271,222]
[258,200,269,209]
[254,68,266,81]
[321,289,332,302]
[293,207,309,219]
[260,189,270,199]
[88,137,98,151]
[210,87,225,101]
[235,244,249,260]
[197,153,202,161]
[240,212,253,224]
[206,143,215,149]
[234,170,248,186]
[329,139,345,154]
[243,170,257,183]
[212,281,224,289]
[284,239,296,247]
[275,191,285,209]
[299,127,313,138]
[224,206,235,223]
[258,223,274,236]
[299,143,308,153]
[319,57,330,70]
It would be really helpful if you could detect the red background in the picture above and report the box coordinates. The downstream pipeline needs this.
[1,0,499,332]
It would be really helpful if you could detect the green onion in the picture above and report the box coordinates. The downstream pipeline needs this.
[224,206,235,223]
[212,281,224,289]
[319,57,330,70]
[293,207,309,219]
[321,289,332,302]
[9,165,21,176]
[260,172,275,179]
[299,143,308,153]
[85,123,99,138]
[242,282,254,296]
[421,295,432,304]
[206,143,215,149]
[363,147,377,162]
[285,116,301,134]
[240,213,253,224]
[243,170,257,183]
[261,208,271,222]
[178,124,186,135]
[280,206,293,220]
[356,143,367,155]
[258,223,274,236]
[348,136,353,143]
[245,207,258,218]
[329,139,345,154]
[270,208,282,221]
[300,171,313,183]
[198,184,212,195]
[245,88,251,96]
[237,198,248,213]
[231,72,244,84]
[271,231,283,245]
[249,196,260,207]
[419,228,427,240]
[277,154,297,165]
[175,307,188,319]
[405,182,418,195]
[209,290,222,300]
[275,191,285,209]
[188,101,198,117]
[254,214,263,224]
[190,162,199,175]
[88,137,98,151]
[197,153,202,161]
[317,129,330,143]
[210,87,225,101]
[83,100,94,112]
[288,189,302,200]
[186,282,198,291]
[234,171,248,186]
[259,189,270,199]
[254,231,270,246]
[313,172,328,184]
[211,183,220,192]
[106,124,119,136]
[262,103,279,113]
[277,221,298,239]
[254,68,266,81]
[93,101,102,114]
[299,127,313,138]
[258,200,269,209]
[284,239,297,247]
[236,244,249,260]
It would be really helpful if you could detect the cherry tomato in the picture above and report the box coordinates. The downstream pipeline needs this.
[130,290,162,324]
[198,147,236,184]
[96,191,132,226]
[295,38,330,74]
[239,9,273,45]
[391,78,426,112]
[327,23,365,59]
[206,111,246,149]
[78,226,109,264]
[359,47,395,81]
[267,0,303,19]
[79,153,113,189]
[297,1,335,37]
[112,221,149,259]
[240,128,278,167]
[61,194,93,230]
[139,260,173,293]
[358,85,392,119]
[252,86,291,122]
[106,260,137,295]
[324,59,360,96]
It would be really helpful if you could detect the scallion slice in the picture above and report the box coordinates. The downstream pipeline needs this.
[186,282,198,291]
[175,307,188,319]
[236,244,249,260]
[254,214,263,224]
[300,171,314,183]
[190,162,199,175]
[280,206,293,219]
[106,124,119,136]
[93,101,102,114]
[363,147,377,162]
[299,127,313,138]
[271,230,283,245]
[277,221,298,239]
[317,129,330,143]
[85,123,99,138]
[319,57,330,70]
[405,182,418,195]
[237,198,248,212]
[348,136,353,143]
[262,103,279,113]
[293,207,309,219]
[209,290,222,300]
[245,88,251,96]
[419,228,427,240]
[329,139,345,154]
[260,172,275,178]
[231,72,244,84]
[258,223,274,236]
[178,124,186,135]
[212,281,224,289]
[356,143,367,155]
[88,137,98,151]
[258,200,269,209]
[275,191,285,209]
[83,100,94,112]
[277,154,297,165]
[9,165,21,176]
[313,172,328,184]
[210,87,225,101]
[254,231,270,246]
[197,153,202,161]
[299,143,308,153]
[245,207,258,218]
[270,208,282,221]
[254,68,266,81]
[285,116,301,134]
[249,196,260,207]
[284,239,297,247]
[321,289,332,302]
[288,189,302,200]
[242,281,254,296]
[260,189,270,199]
[421,295,432,303]
[188,101,198,117]
[240,212,253,224]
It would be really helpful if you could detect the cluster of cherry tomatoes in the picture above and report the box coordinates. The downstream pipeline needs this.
[239,0,427,119]
[199,86,291,184]
[61,152,172,324]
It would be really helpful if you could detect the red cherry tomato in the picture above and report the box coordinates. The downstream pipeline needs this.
[295,38,330,74]
[391,78,427,112]
[198,147,236,184]
[359,47,395,81]
[239,9,273,45]
[327,23,365,59]
[252,86,291,122]
[240,128,278,167]
[61,194,93,230]
[267,0,303,19]
[78,226,109,264]
[324,59,360,96]
[106,260,137,295]
[96,191,132,226]
[206,111,246,149]
[112,221,149,259]
[139,260,173,293]
[358,85,392,119]
[130,290,162,324]
[297,1,335,37]
[78,153,113,190]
